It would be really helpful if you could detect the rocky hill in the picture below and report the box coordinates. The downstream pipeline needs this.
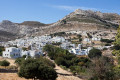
[46,9,119,32]
[0,9,119,41]
[0,20,48,41]
[31,9,119,36]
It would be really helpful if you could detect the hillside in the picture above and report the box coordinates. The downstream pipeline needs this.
[19,21,46,27]
[32,9,119,36]
[44,9,119,32]
[0,9,119,41]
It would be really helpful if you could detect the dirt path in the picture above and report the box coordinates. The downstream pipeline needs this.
[46,56,84,80]
[55,64,83,80]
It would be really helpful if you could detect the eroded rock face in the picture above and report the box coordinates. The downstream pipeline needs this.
[0,20,19,34]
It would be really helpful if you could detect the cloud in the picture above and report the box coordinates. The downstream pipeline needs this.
[52,5,98,11]
[50,5,120,14]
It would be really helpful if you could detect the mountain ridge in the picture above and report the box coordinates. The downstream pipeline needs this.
[0,9,119,41]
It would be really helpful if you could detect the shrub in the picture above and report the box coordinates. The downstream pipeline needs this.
[105,43,111,46]
[88,48,102,59]
[101,39,114,43]
[87,33,92,38]
[88,56,114,80]
[0,60,10,68]
[37,57,55,68]
[103,48,108,50]
[18,58,57,80]
[55,57,67,66]
[0,46,5,56]
[15,58,24,66]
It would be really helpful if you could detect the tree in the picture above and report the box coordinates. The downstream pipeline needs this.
[79,38,82,42]
[0,46,5,56]
[0,60,10,68]
[113,65,120,79]
[37,56,55,68]
[112,26,120,56]
[101,39,114,43]
[87,33,92,38]
[88,48,102,59]
[22,47,28,51]
[55,57,67,66]
[89,56,114,80]
[15,58,24,66]
[18,58,57,80]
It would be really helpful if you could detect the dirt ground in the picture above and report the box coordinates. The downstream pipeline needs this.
[0,73,30,80]
[0,57,16,66]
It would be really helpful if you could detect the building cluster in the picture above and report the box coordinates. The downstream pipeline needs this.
[2,30,115,59]
[2,35,65,58]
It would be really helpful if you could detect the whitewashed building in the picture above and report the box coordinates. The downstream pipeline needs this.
[22,50,43,58]
[83,38,91,43]
[2,47,43,59]
[2,47,22,58]
[60,42,71,49]
[51,36,65,43]
[92,37,101,41]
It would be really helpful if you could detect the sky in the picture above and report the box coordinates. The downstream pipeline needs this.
[0,0,119,24]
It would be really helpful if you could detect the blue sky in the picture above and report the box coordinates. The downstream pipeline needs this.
[0,0,119,24]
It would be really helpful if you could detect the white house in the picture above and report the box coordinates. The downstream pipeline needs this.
[80,49,88,55]
[2,47,22,58]
[71,48,80,55]
[69,46,92,55]
[22,50,43,58]
[92,37,101,41]
[51,36,65,43]
[60,42,71,49]
[83,38,91,43]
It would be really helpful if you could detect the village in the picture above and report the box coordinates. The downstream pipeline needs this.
[0,29,116,59]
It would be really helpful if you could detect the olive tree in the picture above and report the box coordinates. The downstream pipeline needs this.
[0,60,10,68]
[88,48,102,59]
[18,58,57,80]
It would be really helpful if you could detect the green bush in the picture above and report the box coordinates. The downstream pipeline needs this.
[18,58,57,80]
[88,48,102,59]
[37,57,55,68]
[87,33,92,38]
[15,58,24,66]
[55,57,66,66]
[0,60,10,68]
[103,48,108,50]
[105,43,111,46]
[0,46,5,56]
[101,39,114,43]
